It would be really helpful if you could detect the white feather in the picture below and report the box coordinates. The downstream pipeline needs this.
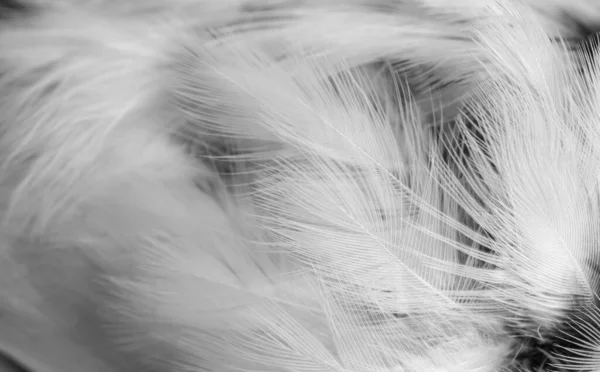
[2,0,600,372]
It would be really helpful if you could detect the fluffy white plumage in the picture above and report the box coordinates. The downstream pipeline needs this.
[2,0,600,371]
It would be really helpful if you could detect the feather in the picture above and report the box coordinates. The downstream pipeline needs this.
[2,0,600,372]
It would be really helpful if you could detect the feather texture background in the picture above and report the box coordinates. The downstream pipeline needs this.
[1,0,600,371]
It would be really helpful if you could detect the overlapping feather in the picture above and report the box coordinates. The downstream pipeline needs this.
[2,1,600,372]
